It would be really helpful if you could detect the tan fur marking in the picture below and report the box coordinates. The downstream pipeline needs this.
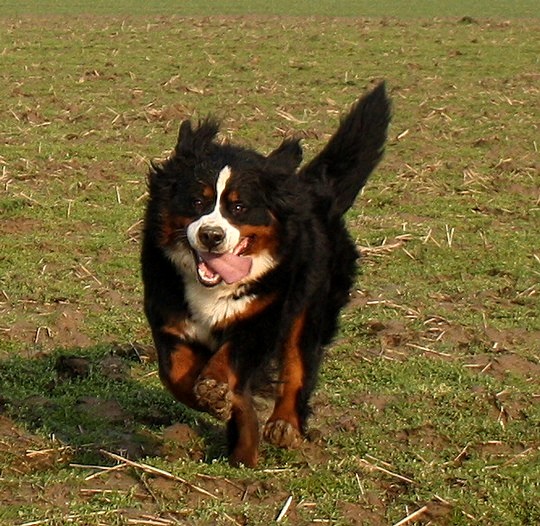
[268,312,306,430]
[201,343,237,388]
[228,190,240,202]
[213,292,277,330]
[159,340,206,409]
[239,223,280,257]
[229,392,259,467]
[202,184,215,199]
[159,213,192,248]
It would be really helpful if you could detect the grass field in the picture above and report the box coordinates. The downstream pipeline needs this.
[0,1,539,525]
[1,0,540,18]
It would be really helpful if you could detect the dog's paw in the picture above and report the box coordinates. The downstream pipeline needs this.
[193,378,233,421]
[229,447,258,468]
[263,419,303,449]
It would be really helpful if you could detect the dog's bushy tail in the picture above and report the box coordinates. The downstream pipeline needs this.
[299,82,391,216]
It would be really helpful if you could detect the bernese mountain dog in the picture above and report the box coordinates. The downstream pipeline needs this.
[141,82,391,467]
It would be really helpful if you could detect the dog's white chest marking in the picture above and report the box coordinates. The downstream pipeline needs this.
[183,279,253,349]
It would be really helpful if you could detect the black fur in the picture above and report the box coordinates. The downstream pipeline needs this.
[141,82,391,466]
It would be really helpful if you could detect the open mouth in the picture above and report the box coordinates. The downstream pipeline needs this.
[193,237,253,287]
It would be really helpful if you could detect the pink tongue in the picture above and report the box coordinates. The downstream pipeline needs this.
[200,252,252,284]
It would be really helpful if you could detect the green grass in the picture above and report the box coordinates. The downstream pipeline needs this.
[1,0,539,18]
[1,3,539,526]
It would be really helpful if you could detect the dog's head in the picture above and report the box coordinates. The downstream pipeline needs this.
[148,119,303,287]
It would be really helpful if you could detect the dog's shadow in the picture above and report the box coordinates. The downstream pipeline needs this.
[0,343,227,466]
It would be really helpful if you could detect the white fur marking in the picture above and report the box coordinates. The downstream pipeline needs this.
[184,279,255,342]
[246,250,277,281]
[186,166,241,253]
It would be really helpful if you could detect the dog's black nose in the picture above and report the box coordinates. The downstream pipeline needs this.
[198,226,225,250]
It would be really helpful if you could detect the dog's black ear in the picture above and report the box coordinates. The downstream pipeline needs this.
[175,117,220,157]
[175,120,194,155]
[266,138,303,173]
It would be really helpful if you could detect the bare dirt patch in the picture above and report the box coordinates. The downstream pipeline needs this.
[396,424,450,451]
[464,352,540,383]
[0,415,61,474]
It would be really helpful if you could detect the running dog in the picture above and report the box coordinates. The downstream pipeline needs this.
[141,82,391,466]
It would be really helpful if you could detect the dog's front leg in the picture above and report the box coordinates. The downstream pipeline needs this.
[194,343,260,467]
[193,343,236,420]
[227,390,259,467]
[264,310,312,449]
[154,327,210,411]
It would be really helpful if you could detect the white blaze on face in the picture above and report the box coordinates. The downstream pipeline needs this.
[186,166,241,254]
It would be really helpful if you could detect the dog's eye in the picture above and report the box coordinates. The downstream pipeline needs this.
[230,202,246,216]
[192,198,205,214]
